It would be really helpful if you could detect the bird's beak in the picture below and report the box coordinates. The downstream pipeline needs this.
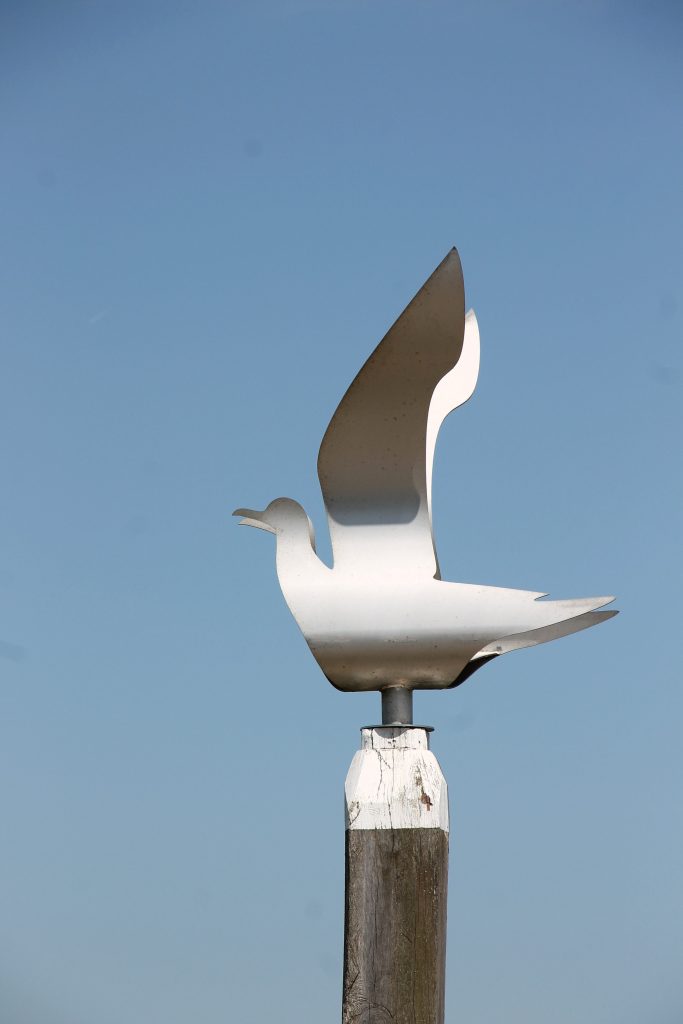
[232,508,276,533]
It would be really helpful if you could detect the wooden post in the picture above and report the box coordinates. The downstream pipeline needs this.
[342,726,449,1024]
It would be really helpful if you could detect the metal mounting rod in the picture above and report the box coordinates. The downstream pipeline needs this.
[381,687,413,726]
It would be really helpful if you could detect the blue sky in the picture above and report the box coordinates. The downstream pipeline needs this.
[1,2,681,1022]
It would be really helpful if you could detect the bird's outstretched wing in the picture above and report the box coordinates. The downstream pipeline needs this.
[317,249,469,578]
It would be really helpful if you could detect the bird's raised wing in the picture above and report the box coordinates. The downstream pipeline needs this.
[317,249,467,578]
[426,308,480,526]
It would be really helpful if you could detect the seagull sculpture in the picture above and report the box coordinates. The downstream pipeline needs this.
[234,250,616,722]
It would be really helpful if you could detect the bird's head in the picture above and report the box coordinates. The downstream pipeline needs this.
[233,497,316,546]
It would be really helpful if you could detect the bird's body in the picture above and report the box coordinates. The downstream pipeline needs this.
[235,250,616,698]
[242,495,613,692]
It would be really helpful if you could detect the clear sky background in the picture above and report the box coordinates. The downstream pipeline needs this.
[1,2,681,1022]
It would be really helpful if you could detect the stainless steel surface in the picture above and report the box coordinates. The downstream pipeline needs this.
[381,687,414,726]
[234,249,617,694]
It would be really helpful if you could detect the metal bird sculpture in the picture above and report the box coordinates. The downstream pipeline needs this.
[234,250,616,722]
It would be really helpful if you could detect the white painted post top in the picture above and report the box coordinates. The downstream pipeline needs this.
[360,726,430,751]
[345,727,449,833]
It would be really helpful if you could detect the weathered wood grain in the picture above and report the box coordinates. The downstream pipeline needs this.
[342,827,448,1024]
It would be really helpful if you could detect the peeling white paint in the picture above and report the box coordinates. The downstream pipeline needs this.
[345,727,449,833]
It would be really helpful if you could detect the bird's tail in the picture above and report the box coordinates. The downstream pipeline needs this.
[476,606,618,657]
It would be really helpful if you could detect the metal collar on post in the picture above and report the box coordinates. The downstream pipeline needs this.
[365,689,433,732]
